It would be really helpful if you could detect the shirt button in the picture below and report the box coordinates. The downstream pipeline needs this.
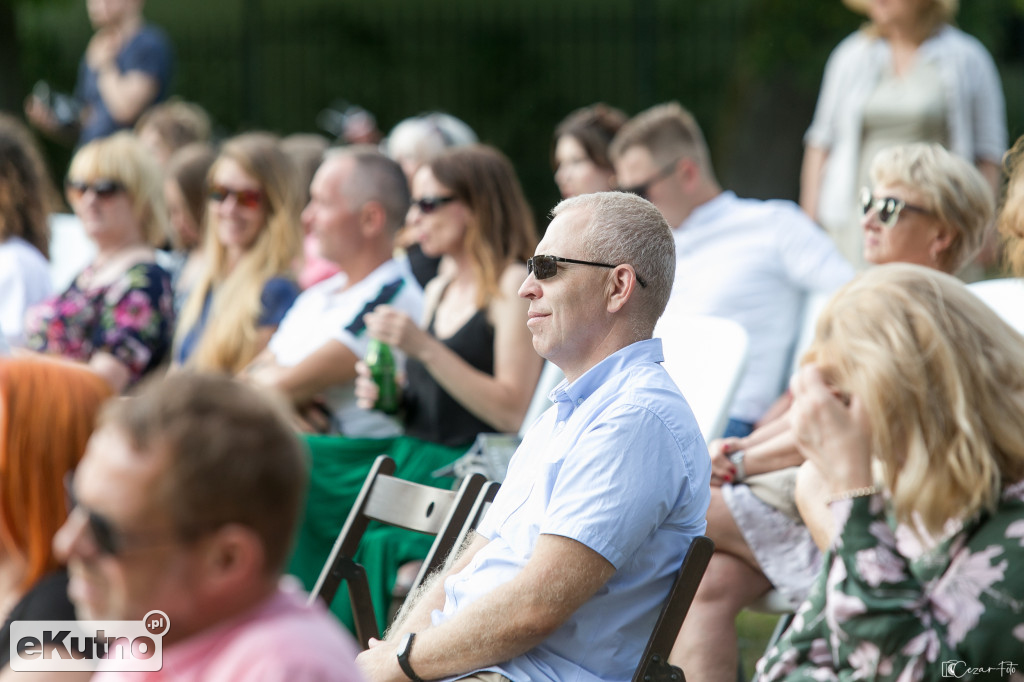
[575,398,583,406]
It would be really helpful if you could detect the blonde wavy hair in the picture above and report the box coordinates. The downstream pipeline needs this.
[999,135,1024,278]
[804,263,1024,537]
[175,133,302,374]
[68,131,168,247]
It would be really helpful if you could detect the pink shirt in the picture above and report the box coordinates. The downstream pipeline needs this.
[95,583,364,681]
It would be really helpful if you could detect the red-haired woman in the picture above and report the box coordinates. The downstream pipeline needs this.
[0,357,112,677]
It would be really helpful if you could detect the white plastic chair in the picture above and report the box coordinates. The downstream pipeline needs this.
[48,213,95,292]
[654,314,749,442]
[968,278,1024,335]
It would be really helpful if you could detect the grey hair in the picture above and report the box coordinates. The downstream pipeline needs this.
[870,143,994,274]
[325,145,411,233]
[552,192,675,335]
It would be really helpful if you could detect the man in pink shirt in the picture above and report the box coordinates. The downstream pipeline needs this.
[53,373,364,681]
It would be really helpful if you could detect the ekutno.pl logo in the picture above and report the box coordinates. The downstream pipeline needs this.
[10,610,169,672]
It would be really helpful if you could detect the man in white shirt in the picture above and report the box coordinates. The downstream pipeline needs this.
[611,102,854,437]
[244,148,423,436]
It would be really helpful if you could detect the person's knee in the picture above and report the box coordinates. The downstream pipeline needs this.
[692,554,759,613]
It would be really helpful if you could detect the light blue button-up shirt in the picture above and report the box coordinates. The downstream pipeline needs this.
[432,338,711,682]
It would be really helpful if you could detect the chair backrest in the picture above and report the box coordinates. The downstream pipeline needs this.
[308,455,486,648]
[518,360,565,437]
[654,314,749,442]
[632,535,715,682]
[968,277,1024,335]
[48,213,96,292]
[783,290,833,385]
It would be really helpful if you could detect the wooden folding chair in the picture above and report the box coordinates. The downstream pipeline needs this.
[632,535,715,682]
[308,454,486,649]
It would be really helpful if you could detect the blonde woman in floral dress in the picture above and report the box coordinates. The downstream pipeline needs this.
[757,264,1024,680]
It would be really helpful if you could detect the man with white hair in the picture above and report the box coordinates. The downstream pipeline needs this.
[356,192,711,682]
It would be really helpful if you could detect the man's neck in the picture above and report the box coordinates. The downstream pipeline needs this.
[671,182,723,230]
[333,248,392,291]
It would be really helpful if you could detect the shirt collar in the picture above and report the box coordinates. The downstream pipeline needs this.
[549,338,664,421]
[679,190,736,231]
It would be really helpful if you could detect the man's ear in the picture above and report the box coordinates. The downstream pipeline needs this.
[606,265,639,314]
[360,201,387,238]
[196,524,266,594]
[677,158,700,192]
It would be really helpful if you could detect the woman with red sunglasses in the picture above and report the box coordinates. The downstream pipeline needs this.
[173,133,302,375]
[24,131,174,392]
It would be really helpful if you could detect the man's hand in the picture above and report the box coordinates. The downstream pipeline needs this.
[86,28,121,69]
[356,639,408,682]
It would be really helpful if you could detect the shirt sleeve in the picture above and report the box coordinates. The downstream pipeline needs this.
[539,402,701,568]
[257,277,301,327]
[99,264,174,383]
[119,26,174,87]
[775,204,855,292]
[965,39,1008,163]
[803,35,855,149]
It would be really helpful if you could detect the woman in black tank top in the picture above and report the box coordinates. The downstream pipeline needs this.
[358,145,544,447]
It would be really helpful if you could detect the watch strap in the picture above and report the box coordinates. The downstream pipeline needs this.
[397,632,423,682]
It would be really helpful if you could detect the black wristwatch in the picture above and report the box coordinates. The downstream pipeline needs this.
[397,632,423,682]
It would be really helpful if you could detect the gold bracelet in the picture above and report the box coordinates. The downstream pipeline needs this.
[825,485,879,504]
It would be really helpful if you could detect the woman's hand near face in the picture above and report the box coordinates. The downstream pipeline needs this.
[789,365,874,495]
[364,305,431,359]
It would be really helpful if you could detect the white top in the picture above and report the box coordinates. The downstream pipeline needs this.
[268,259,424,438]
[805,25,1007,233]
[669,191,854,423]
[0,237,52,348]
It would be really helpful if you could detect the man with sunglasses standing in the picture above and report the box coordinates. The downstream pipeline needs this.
[241,147,423,436]
[356,191,711,682]
[611,102,854,441]
[54,373,363,680]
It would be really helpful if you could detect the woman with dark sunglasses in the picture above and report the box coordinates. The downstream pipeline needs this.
[673,142,994,681]
[0,357,112,681]
[23,132,174,393]
[356,145,543,448]
[800,0,1004,270]
[173,133,302,374]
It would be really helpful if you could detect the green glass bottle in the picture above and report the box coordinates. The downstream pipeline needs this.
[365,339,400,414]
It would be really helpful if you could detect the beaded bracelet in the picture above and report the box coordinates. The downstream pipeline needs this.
[825,485,879,504]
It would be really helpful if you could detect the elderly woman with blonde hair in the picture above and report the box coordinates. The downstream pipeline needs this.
[801,0,1005,268]
[673,142,996,681]
[757,264,1024,678]
[24,132,174,392]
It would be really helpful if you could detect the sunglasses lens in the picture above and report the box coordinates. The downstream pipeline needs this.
[419,199,438,213]
[89,513,119,556]
[860,188,873,216]
[92,181,121,198]
[208,185,227,202]
[237,190,262,209]
[531,255,556,280]
[879,199,898,228]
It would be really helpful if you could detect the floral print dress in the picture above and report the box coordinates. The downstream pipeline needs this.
[24,262,174,388]
[757,482,1024,681]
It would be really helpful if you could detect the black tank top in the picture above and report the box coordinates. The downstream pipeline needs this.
[403,294,499,447]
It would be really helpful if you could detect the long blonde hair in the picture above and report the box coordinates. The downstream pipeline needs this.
[999,135,1024,278]
[804,264,1024,536]
[175,133,302,374]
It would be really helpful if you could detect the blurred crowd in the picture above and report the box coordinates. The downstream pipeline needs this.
[2,0,1024,680]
